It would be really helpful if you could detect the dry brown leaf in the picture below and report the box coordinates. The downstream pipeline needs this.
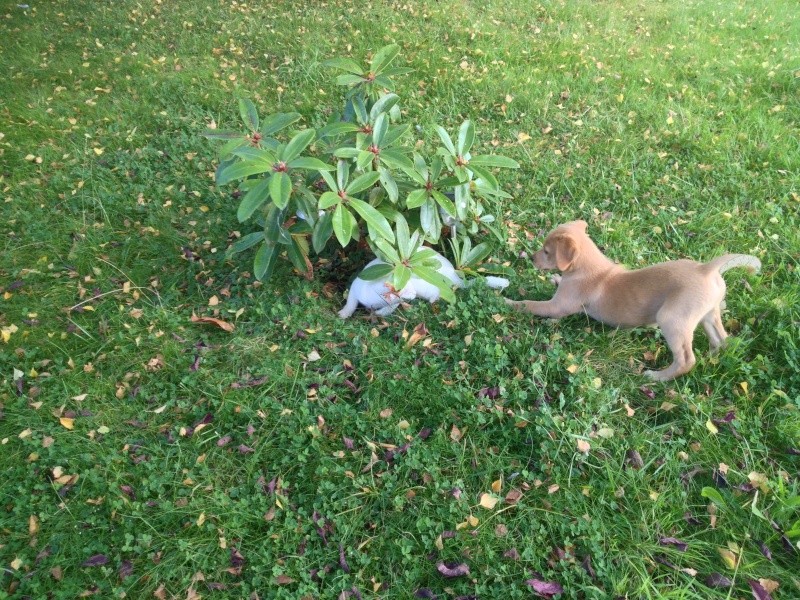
[505,488,523,504]
[405,323,429,349]
[190,313,234,332]
[576,439,591,454]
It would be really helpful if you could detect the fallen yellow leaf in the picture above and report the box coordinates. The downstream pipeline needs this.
[717,547,738,569]
[59,417,75,430]
[479,493,499,510]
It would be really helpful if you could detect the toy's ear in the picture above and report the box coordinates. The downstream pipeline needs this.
[554,234,579,271]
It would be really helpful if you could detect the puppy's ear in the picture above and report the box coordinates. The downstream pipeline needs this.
[554,234,579,271]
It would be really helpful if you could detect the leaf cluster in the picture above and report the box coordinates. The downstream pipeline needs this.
[203,44,519,297]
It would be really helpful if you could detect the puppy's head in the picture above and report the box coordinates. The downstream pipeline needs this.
[534,220,587,272]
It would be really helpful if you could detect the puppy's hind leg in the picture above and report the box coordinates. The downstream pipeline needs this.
[701,305,729,353]
[644,321,697,382]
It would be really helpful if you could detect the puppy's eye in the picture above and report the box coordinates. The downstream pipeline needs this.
[542,249,549,255]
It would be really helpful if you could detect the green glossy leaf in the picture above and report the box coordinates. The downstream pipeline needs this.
[287,237,311,276]
[462,242,493,268]
[231,146,277,163]
[392,264,412,292]
[468,164,499,188]
[336,73,367,86]
[226,231,265,257]
[379,148,413,170]
[260,112,302,136]
[332,204,352,247]
[312,211,334,254]
[370,44,400,74]
[349,198,393,241]
[202,129,246,140]
[436,125,457,155]
[218,137,249,160]
[323,57,365,74]
[406,188,428,209]
[336,159,350,190]
[357,150,375,170]
[402,167,427,187]
[352,95,368,124]
[407,231,422,257]
[264,204,292,245]
[359,263,393,281]
[412,265,456,303]
[374,238,401,264]
[334,147,361,159]
[381,122,410,148]
[318,170,338,193]
[318,122,361,138]
[217,161,271,186]
[431,156,444,181]
[409,247,439,265]
[468,154,520,168]
[431,190,457,218]
[454,184,470,219]
[457,120,475,155]
[369,93,399,121]
[269,171,291,209]
[378,167,398,202]
[281,129,316,162]
[346,171,381,195]
[237,177,271,222]
[238,98,259,131]
[373,75,395,91]
[318,191,341,210]
[395,214,411,259]
[372,113,388,146]
[287,157,335,171]
[420,198,442,242]
[253,243,278,281]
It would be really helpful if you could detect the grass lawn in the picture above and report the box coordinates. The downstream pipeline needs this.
[1,0,799,598]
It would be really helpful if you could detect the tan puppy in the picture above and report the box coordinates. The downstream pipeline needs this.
[506,220,761,381]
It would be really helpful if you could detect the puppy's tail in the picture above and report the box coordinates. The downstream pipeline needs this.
[704,254,761,276]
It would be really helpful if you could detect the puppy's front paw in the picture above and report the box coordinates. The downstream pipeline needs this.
[643,369,668,382]
[550,274,562,286]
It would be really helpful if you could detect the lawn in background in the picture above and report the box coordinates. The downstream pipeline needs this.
[1,1,798,598]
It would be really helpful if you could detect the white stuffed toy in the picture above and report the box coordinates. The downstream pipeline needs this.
[338,251,509,318]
